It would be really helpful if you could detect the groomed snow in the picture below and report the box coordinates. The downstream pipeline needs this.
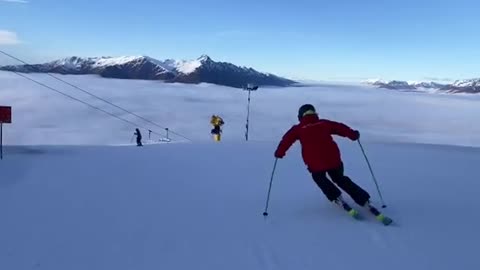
[1,71,479,269]
[0,141,479,270]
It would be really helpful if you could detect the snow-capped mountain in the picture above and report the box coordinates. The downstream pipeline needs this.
[408,81,447,89]
[448,78,480,93]
[0,55,297,88]
[364,78,480,93]
[169,55,297,88]
[364,79,417,90]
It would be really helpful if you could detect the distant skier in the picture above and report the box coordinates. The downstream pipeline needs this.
[274,104,390,224]
[210,115,224,141]
[134,128,143,146]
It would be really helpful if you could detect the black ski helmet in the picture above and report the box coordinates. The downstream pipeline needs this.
[298,104,316,120]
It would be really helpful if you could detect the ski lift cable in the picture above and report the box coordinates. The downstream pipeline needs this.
[7,70,172,140]
[0,50,192,142]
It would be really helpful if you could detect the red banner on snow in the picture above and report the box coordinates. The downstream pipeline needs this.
[0,106,12,123]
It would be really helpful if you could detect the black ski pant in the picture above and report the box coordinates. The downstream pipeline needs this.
[311,163,370,206]
[211,125,221,134]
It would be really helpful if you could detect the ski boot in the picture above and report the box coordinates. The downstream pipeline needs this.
[364,201,393,226]
[334,196,360,219]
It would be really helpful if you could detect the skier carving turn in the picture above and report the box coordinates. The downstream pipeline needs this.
[274,104,392,225]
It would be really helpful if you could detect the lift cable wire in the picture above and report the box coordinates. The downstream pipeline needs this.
[0,50,192,142]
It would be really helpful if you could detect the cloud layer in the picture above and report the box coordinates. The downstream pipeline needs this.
[0,30,20,45]
[1,71,480,147]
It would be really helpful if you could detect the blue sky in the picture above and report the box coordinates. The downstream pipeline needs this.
[0,0,478,82]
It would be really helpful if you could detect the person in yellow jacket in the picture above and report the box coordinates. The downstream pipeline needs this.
[210,115,224,141]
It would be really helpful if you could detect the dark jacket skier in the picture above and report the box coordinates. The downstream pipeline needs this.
[134,128,143,146]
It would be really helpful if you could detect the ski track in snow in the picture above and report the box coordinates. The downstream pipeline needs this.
[252,241,279,270]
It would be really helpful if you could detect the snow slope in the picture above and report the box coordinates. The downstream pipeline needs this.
[12,56,200,73]
[1,69,479,269]
[91,56,147,68]
[161,57,203,74]
[1,140,479,270]
[1,71,480,147]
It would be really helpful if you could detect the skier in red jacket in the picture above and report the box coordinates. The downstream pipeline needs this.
[274,104,385,220]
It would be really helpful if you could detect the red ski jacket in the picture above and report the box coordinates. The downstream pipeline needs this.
[274,114,359,172]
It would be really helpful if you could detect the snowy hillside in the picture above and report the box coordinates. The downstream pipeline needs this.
[449,78,480,93]
[48,55,204,75]
[1,140,479,270]
[162,57,203,74]
[1,69,479,270]
[0,55,297,88]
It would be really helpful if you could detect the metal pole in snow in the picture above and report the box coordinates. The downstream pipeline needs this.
[245,89,251,141]
[244,84,258,141]
[1,122,3,160]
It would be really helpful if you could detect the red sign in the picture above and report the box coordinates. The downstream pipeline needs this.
[0,106,12,123]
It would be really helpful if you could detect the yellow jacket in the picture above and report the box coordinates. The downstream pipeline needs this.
[210,115,224,126]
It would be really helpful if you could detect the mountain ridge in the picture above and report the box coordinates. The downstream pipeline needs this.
[364,78,480,93]
[0,55,297,88]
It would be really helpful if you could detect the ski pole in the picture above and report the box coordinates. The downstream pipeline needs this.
[263,158,278,217]
[357,139,386,208]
